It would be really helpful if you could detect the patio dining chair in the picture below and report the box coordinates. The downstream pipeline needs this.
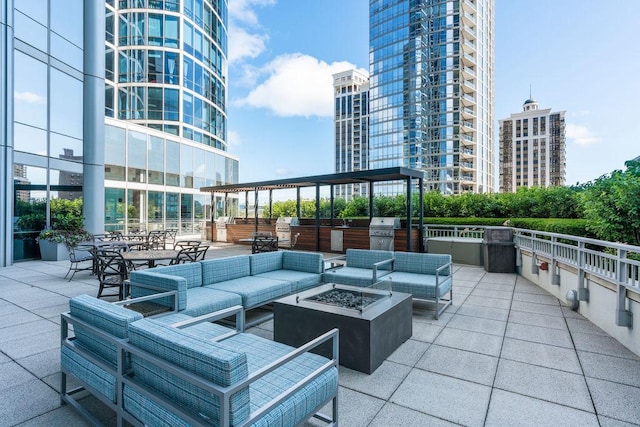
[170,245,209,264]
[252,236,279,254]
[146,230,166,250]
[95,249,129,300]
[173,240,202,250]
[64,244,94,281]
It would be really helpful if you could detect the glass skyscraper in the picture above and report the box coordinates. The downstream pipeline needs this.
[369,0,494,195]
[1,0,238,266]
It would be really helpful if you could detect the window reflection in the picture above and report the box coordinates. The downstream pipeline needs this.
[148,136,164,184]
[180,144,193,188]
[14,11,47,52]
[51,0,84,48]
[14,123,47,156]
[128,131,147,183]
[105,125,126,181]
[166,141,180,186]
[14,52,47,130]
[51,69,83,139]
[105,188,125,231]
[52,134,83,161]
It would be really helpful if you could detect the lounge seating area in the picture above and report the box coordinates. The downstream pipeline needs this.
[2,241,640,426]
[61,294,339,426]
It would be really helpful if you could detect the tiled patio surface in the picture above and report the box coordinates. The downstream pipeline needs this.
[1,242,639,426]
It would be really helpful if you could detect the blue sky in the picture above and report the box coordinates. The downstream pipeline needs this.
[226,0,640,192]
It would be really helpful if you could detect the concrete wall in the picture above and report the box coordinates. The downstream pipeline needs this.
[519,249,640,357]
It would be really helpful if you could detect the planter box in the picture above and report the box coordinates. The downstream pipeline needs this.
[39,240,69,261]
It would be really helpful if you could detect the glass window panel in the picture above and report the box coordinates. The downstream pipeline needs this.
[204,151,214,186]
[194,148,206,188]
[127,189,145,230]
[106,7,115,44]
[50,69,83,139]
[15,0,47,26]
[128,131,147,183]
[149,191,164,225]
[194,30,203,61]
[148,50,163,83]
[166,192,179,224]
[105,125,126,180]
[183,92,193,125]
[194,194,206,223]
[106,48,115,81]
[51,134,83,161]
[105,187,125,230]
[183,21,193,54]
[183,57,193,89]
[14,52,47,130]
[166,140,180,186]
[51,0,83,47]
[147,87,163,120]
[164,88,179,121]
[164,15,179,47]
[180,144,193,188]
[14,123,47,155]
[148,14,163,46]
[14,11,47,52]
[49,168,83,201]
[148,136,164,184]
[165,51,179,84]
[215,153,225,185]
[180,193,193,233]
[51,32,83,71]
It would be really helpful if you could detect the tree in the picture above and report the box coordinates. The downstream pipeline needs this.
[581,160,640,246]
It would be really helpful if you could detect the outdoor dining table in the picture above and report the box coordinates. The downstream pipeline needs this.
[121,249,178,268]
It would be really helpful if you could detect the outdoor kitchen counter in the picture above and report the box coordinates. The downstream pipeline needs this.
[291,225,420,253]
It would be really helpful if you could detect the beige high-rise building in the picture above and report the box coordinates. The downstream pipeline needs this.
[499,99,566,192]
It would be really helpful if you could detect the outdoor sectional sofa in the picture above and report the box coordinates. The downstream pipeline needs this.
[61,294,339,426]
[324,249,453,319]
[127,250,325,327]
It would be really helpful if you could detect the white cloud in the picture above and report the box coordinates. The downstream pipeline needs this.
[234,53,367,118]
[227,0,275,64]
[14,91,46,104]
[566,123,599,146]
[228,25,268,64]
[275,167,289,176]
[227,130,241,146]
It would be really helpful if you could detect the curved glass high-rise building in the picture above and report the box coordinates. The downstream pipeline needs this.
[369,0,494,195]
[105,0,228,150]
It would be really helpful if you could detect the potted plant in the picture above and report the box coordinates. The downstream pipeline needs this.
[37,200,93,261]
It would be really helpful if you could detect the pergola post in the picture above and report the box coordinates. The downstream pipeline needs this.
[315,184,321,252]
[296,188,301,218]
[419,177,425,252]
[330,185,335,225]
[406,177,412,252]
[254,189,259,233]
[269,189,273,222]
[368,182,374,219]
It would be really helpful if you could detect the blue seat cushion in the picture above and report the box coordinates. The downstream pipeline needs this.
[222,333,338,427]
[394,252,452,276]
[182,287,242,317]
[69,295,143,365]
[322,267,392,288]
[150,263,203,289]
[282,251,324,274]
[204,276,292,308]
[128,271,187,311]
[250,251,284,275]
[127,319,250,426]
[148,312,235,340]
[201,255,251,284]
[384,271,453,299]
[254,270,322,292]
[345,249,394,269]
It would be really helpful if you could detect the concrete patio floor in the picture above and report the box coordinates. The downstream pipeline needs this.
[1,243,639,426]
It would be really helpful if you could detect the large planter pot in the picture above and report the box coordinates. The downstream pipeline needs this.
[39,240,69,261]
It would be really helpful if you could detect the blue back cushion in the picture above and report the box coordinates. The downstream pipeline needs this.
[394,252,451,276]
[69,294,143,365]
[250,251,283,275]
[151,263,202,289]
[128,319,250,425]
[346,249,394,270]
[201,255,251,284]
[282,251,324,274]
[129,271,188,311]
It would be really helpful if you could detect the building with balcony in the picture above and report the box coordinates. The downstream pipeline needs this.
[1,0,238,266]
[368,0,494,195]
[333,69,370,201]
[499,99,566,192]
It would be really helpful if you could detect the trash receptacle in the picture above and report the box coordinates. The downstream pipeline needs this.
[483,227,516,273]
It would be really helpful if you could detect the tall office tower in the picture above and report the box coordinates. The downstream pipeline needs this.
[499,99,566,192]
[333,69,370,201]
[369,0,494,195]
[104,0,238,235]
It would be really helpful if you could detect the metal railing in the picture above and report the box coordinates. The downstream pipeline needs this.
[424,224,485,239]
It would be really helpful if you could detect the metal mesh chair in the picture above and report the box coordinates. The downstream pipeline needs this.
[64,244,94,281]
[252,236,279,254]
[95,249,129,300]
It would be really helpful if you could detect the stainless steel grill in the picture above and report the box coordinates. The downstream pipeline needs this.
[369,217,400,250]
[275,217,299,248]
[215,217,230,242]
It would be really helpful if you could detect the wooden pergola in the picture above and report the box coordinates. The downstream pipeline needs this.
[200,167,425,252]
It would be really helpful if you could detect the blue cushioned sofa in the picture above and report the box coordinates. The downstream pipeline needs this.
[127,250,324,328]
[322,249,394,287]
[61,294,339,426]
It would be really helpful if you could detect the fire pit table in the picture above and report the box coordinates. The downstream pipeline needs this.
[273,283,412,374]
